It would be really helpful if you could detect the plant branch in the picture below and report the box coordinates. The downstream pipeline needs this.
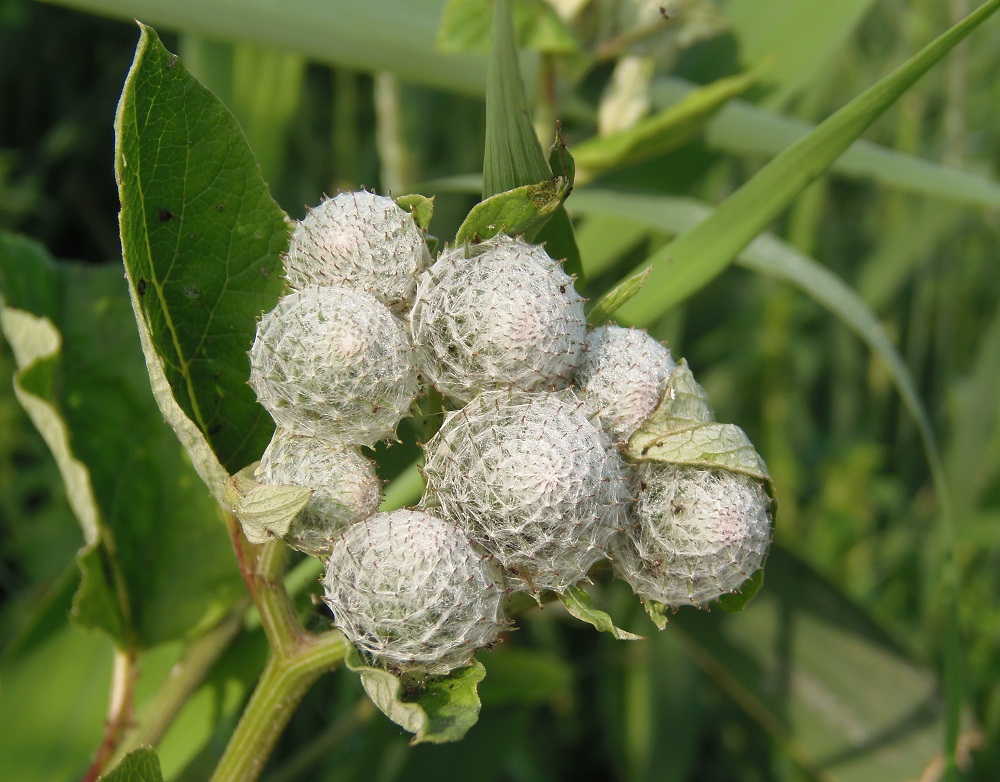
[209,630,349,782]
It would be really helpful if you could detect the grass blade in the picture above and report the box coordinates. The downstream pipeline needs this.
[613,0,1000,325]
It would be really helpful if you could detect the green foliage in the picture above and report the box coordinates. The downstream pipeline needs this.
[344,647,486,744]
[0,234,241,650]
[116,23,288,477]
[4,1,1000,780]
[103,749,165,782]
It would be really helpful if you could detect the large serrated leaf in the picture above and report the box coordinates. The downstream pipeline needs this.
[115,23,288,477]
[0,233,242,649]
[344,646,486,744]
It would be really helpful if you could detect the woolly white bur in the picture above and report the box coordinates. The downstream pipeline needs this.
[423,390,630,595]
[612,464,772,607]
[575,325,677,444]
[409,235,586,403]
[256,429,381,557]
[284,191,430,311]
[248,286,417,446]
[322,509,507,675]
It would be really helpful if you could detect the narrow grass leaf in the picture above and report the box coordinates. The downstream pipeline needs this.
[572,69,758,182]
[614,0,1000,324]
[587,265,651,326]
[651,77,1000,210]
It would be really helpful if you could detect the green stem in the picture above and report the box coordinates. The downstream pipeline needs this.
[210,631,348,782]
[253,542,303,656]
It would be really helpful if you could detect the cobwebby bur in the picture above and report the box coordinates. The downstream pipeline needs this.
[256,428,381,557]
[284,190,430,312]
[409,234,586,403]
[575,324,678,444]
[422,389,630,595]
[241,188,773,678]
[248,285,417,447]
[612,464,773,607]
[322,509,508,674]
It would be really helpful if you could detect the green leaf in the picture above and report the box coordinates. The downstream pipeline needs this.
[455,176,571,244]
[559,585,645,641]
[344,646,486,744]
[102,748,165,782]
[625,361,770,480]
[395,193,435,232]
[483,0,581,273]
[635,360,715,431]
[438,0,580,55]
[0,233,243,649]
[483,0,550,197]
[629,423,771,480]
[612,0,1000,324]
[587,265,651,326]
[547,122,575,189]
[572,69,758,182]
[671,545,964,781]
[652,76,1000,210]
[115,23,288,477]
[642,598,669,631]
[223,463,312,545]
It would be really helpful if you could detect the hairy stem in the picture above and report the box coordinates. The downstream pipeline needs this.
[209,631,348,782]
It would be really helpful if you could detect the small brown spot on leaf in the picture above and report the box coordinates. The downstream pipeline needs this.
[137,278,147,296]
[158,208,173,222]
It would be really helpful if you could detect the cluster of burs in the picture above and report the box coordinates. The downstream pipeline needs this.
[248,191,772,675]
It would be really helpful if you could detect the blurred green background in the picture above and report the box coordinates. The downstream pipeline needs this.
[1,0,999,780]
